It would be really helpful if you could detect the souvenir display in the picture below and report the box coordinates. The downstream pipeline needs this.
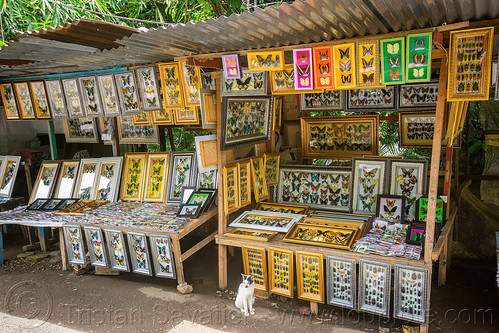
[104,229,129,271]
[197,169,218,189]
[221,69,268,96]
[132,111,151,126]
[45,79,68,119]
[270,65,321,95]
[39,198,65,210]
[29,161,60,204]
[135,66,162,111]
[221,96,272,151]
[263,153,280,186]
[268,247,294,297]
[29,81,52,119]
[0,156,21,198]
[55,198,80,210]
[300,91,345,111]
[84,226,108,267]
[247,51,284,71]
[225,228,277,242]
[399,111,439,147]
[63,225,86,265]
[308,211,371,223]
[333,43,356,89]
[347,87,396,110]
[295,250,324,303]
[95,157,123,202]
[237,160,252,208]
[95,74,121,117]
[302,217,367,238]
[356,40,380,87]
[195,134,218,173]
[186,191,215,214]
[121,153,147,202]
[78,75,104,117]
[381,37,406,85]
[179,60,201,106]
[197,188,217,210]
[127,232,152,276]
[53,161,80,199]
[254,202,310,215]
[394,264,430,324]
[177,203,201,218]
[293,48,314,90]
[180,186,196,204]
[64,118,99,143]
[389,160,427,220]
[167,152,197,203]
[272,96,282,131]
[114,71,141,115]
[73,158,100,200]
[448,27,493,101]
[406,32,432,83]
[173,106,199,125]
[149,234,176,278]
[199,89,217,129]
[250,156,268,202]
[283,222,358,250]
[277,165,352,212]
[223,164,239,214]
[416,197,445,225]
[222,54,242,79]
[200,72,215,90]
[406,222,426,245]
[242,246,268,292]
[143,153,170,203]
[376,195,406,222]
[398,83,438,109]
[358,259,391,317]
[0,83,20,120]
[56,199,92,215]
[351,158,388,215]
[26,198,49,210]
[117,116,159,144]
[158,62,184,109]
[326,255,356,309]
[313,46,334,89]
[61,78,85,118]
[13,82,36,119]
[229,210,304,233]
[300,116,379,159]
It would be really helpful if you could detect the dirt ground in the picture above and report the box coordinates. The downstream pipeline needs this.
[0,228,498,333]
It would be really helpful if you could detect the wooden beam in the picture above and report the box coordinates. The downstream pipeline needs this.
[438,239,448,286]
[111,117,120,157]
[59,227,68,271]
[180,231,217,262]
[432,207,458,261]
[186,57,223,69]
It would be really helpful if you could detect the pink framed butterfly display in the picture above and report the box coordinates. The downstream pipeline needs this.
[406,32,432,83]
[222,54,242,79]
[313,46,334,89]
[356,41,380,87]
[333,43,356,89]
[381,37,406,85]
[247,51,284,71]
[293,48,314,90]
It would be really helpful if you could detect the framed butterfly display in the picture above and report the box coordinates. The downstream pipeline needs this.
[167,152,197,203]
[389,160,427,221]
[132,111,151,126]
[270,64,322,95]
[237,160,252,208]
[45,79,68,119]
[197,169,218,190]
[220,96,272,151]
[406,222,426,245]
[73,158,100,200]
[242,246,269,292]
[381,37,406,85]
[29,160,60,204]
[313,46,334,89]
[83,226,108,267]
[104,229,129,271]
[29,81,52,119]
[358,259,391,317]
[222,54,242,79]
[177,203,202,218]
[229,210,304,233]
[300,91,345,111]
[283,222,358,250]
[251,156,269,202]
[293,48,314,90]
[263,153,280,186]
[96,74,121,117]
[351,157,388,215]
[53,160,80,199]
[296,250,324,303]
[127,232,152,276]
[300,115,379,159]
[134,66,162,111]
[201,71,216,90]
[179,60,202,106]
[223,164,240,214]
[0,83,20,120]
[63,225,86,265]
[416,197,445,225]
[268,247,294,298]
[326,255,356,310]
[276,165,352,212]
[149,234,176,279]
[221,69,268,96]
[61,78,85,118]
[333,43,356,89]
[347,87,396,110]
[448,27,494,101]
[247,51,284,71]
[64,117,99,143]
[142,153,169,203]
[152,109,174,125]
[272,96,283,131]
[173,106,199,125]
[78,76,104,117]
[394,264,430,324]
[114,71,141,115]
[356,41,380,87]
[376,195,406,222]
[398,82,438,109]
[117,115,159,144]
[195,134,217,173]
[200,89,217,130]
[95,157,123,202]
[254,202,310,215]
[399,111,458,148]
[121,153,147,202]
[406,32,432,83]
[158,62,184,109]
[0,156,21,198]
[13,82,36,120]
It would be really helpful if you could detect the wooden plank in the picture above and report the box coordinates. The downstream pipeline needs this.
[59,227,68,271]
[177,207,217,239]
[432,207,458,261]
[438,239,448,286]
[170,234,185,284]
[310,302,319,315]
[24,161,33,196]
[0,228,3,265]
[460,186,499,228]
[111,117,120,157]
[180,231,217,262]
[38,228,49,252]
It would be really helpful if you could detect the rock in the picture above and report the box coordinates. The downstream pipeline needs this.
[27,253,50,262]
[17,251,35,259]
[299,306,311,316]
[177,283,193,294]
[49,250,60,257]
[278,296,288,302]
[48,255,61,263]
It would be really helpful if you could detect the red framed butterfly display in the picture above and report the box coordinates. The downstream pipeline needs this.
[247,51,284,71]
[222,54,242,79]
[293,48,314,90]
[406,32,432,83]
[381,37,406,85]
[221,69,268,96]
[333,43,356,89]
[313,46,334,89]
[376,194,406,223]
[356,41,380,87]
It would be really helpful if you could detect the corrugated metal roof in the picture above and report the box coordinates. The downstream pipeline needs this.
[1,0,498,78]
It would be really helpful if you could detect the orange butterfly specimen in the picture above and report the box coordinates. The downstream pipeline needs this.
[388,68,400,80]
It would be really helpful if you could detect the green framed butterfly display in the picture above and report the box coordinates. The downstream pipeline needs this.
[416,197,445,225]
[406,32,432,83]
[381,37,406,85]
[221,69,268,96]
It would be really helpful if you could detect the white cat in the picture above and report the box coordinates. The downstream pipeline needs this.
[235,274,255,316]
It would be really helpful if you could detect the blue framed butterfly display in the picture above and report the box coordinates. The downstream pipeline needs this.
[221,69,268,97]
[84,226,108,267]
[300,91,345,111]
[347,86,396,110]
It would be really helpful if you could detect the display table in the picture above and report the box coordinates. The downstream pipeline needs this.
[0,197,26,264]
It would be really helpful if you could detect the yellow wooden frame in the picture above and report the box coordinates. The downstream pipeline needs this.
[247,50,285,71]
[120,153,147,202]
[132,111,152,126]
[270,65,322,95]
[179,60,202,106]
[283,222,358,250]
[254,202,310,214]
[143,152,171,203]
[173,106,200,125]
[242,245,268,292]
[263,153,280,186]
[0,83,20,120]
[237,160,252,209]
[225,228,277,242]
[295,250,324,303]
[223,164,240,214]
[250,156,268,202]
[13,81,36,119]
[268,247,294,298]
[28,81,52,119]
[151,109,174,125]
[158,62,185,109]
[272,96,283,131]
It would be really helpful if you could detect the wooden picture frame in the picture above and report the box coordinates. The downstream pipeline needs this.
[347,87,396,110]
[300,115,379,159]
[313,46,334,89]
[61,77,85,118]
[132,111,151,126]
[251,156,268,202]
[254,202,310,215]
[13,82,36,119]
[158,62,185,109]
[272,96,283,131]
[295,250,324,303]
[96,74,121,117]
[380,37,406,85]
[283,222,358,250]
[63,225,86,265]
[0,83,20,120]
[45,79,68,119]
[53,160,80,199]
[326,255,356,309]
[222,54,242,79]
[127,231,153,276]
[199,89,217,130]
[73,158,100,200]
[376,194,407,223]
[405,32,433,83]
[399,111,460,148]
[225,228,278,242]
[180,186,196,204]
[333,43,356,90]
[104,229,129,272]
[221,69,268,97]
[242,246,268,292]
[358,259,391,317]
[179,60,202,106]
[78,75,104,117]
[84,226,108,267]
[151,109,174,125]
[268,247,294,298]
[263,153,280,186]
[0,156,21,198]
[117,116,159,144]
[270,65,322,95]
[29,81,52,119]
[300,91,345,111]
[149,234,176,279]
[237,160,251,208]
[143,153,170,203]
[94,157,123,202]
[64,118,99,143]
[394,264,430,324]
[121,153,147,202]
[247,50,284,71]
[135,66,162,111]
[398,82,438,109]
[293,48,314,90]
[75,199,108,213]
[356,40,380,87]
[29,160,60,204]
[195,134,218,173]
[166,151,197,203]
[229,210,304,233]
[114,70,141,115]
[223,164,240,214]
[173,107,199,125]
[416,197,446,225]
[351,157,388,215]
[55,199,92,215]
[177,203,202,218]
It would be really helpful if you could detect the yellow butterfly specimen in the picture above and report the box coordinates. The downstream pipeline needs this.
[413,68,425,78]
[300,77,310,86]
[320,77,330,85]
[387,43,400,54]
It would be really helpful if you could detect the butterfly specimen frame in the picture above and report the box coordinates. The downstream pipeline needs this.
[29,81,52,119]
[283,222,358,250]
[186,191,215,214]
[406,222,426,245]
[53,160,80,199]
[121,153,147,202]
[376,194,406,223]
[199,89,217,129]
[63,225,87,265]
[78,75,104,117]
[26,198,49,210]
[237,160,252,208]
[300,91,345,111]
[167,151,197,203]
[223,164,240,214]
[270,64,322,95]
[263,153,280,186]
[173,106,200,125]
[114,70,141,115]
[300,115,379,159]
[177,203,202,218]
[416,197,446,225]
[398,82,438,109]
[0,83,20,120]
[197,169,218,189]
[380,37,406,85]
[347,87,396,110]
[117,115,159,144]
[0,155,21,198]
[247,51,284,71]
[272,96,283,131]
[84,226,108,267]
[95,158,123,202]
[179,60,202,106]
[29,160,60,204]
[195,134,218,173]
[242,246,269,292]
[351,157,388,215]
[313,46,334,89]
[356,40,380,87]
[389,160,427,220]
[127,231,153,276]
[13,82,36,119]
[64,117,99,143]
[333,43,356,89]
[394,264,430,324]
[149,234,176,279]
[135,66,162,111]
[45,79,68,119]
[143,153,170,203]
[293,48,314,90]
[95,74,121,117]
[229,210,304,233]
[222,54,242,79]
[132,111,152,126]
[151,109,174,125]
[158,62,185,109]
[250,156,268,202]
[61,77,85,118]
[220,96,273,151]
[268,247,294,297]
[326,255,356,309]
[221,69,268,96]
[358,259,391,317]
[296,250,324,303]
[406,32,433,83]
[399,111,458,148]
[447,27,494,101]
[254,202,310,215]
[73,158,101,200]
[225,228,278,242]
[55,199,92,215]
[104,229,130,271]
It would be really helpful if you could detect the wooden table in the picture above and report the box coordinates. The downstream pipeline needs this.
[0,197,26,264]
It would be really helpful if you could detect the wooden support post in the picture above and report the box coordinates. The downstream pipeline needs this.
[310,302,318,315]
[0,227,3,265]
[453,149,459,241]
[38,227,49,252]
[464,113,470,177]
[24,160,33,196]
[159,125,167,151]
[111,117,120,157]
[59,227,68,271]
[170,234,186,285]
[438,239,448,286]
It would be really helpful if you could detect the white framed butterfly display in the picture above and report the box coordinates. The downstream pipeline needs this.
[149,234,176,279]
[300,91,345,111]
[358,259,391,317]
[197,169,218,189]
[166,152,198,203]
[326,255,356,310]
[78,75,104,117]
[127,231,152,276]
[84,226,108,267]
[53,160,80,199]
[63,225,86,265]
[347,87,396,110]
[221,69,267,96]
[104,229,129,271]
[95,157,123,202]
[394,264,430,324]
[134,66,162,111]
[0,155,21,198]
[351,158,388,215]
[114,71,141,115]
